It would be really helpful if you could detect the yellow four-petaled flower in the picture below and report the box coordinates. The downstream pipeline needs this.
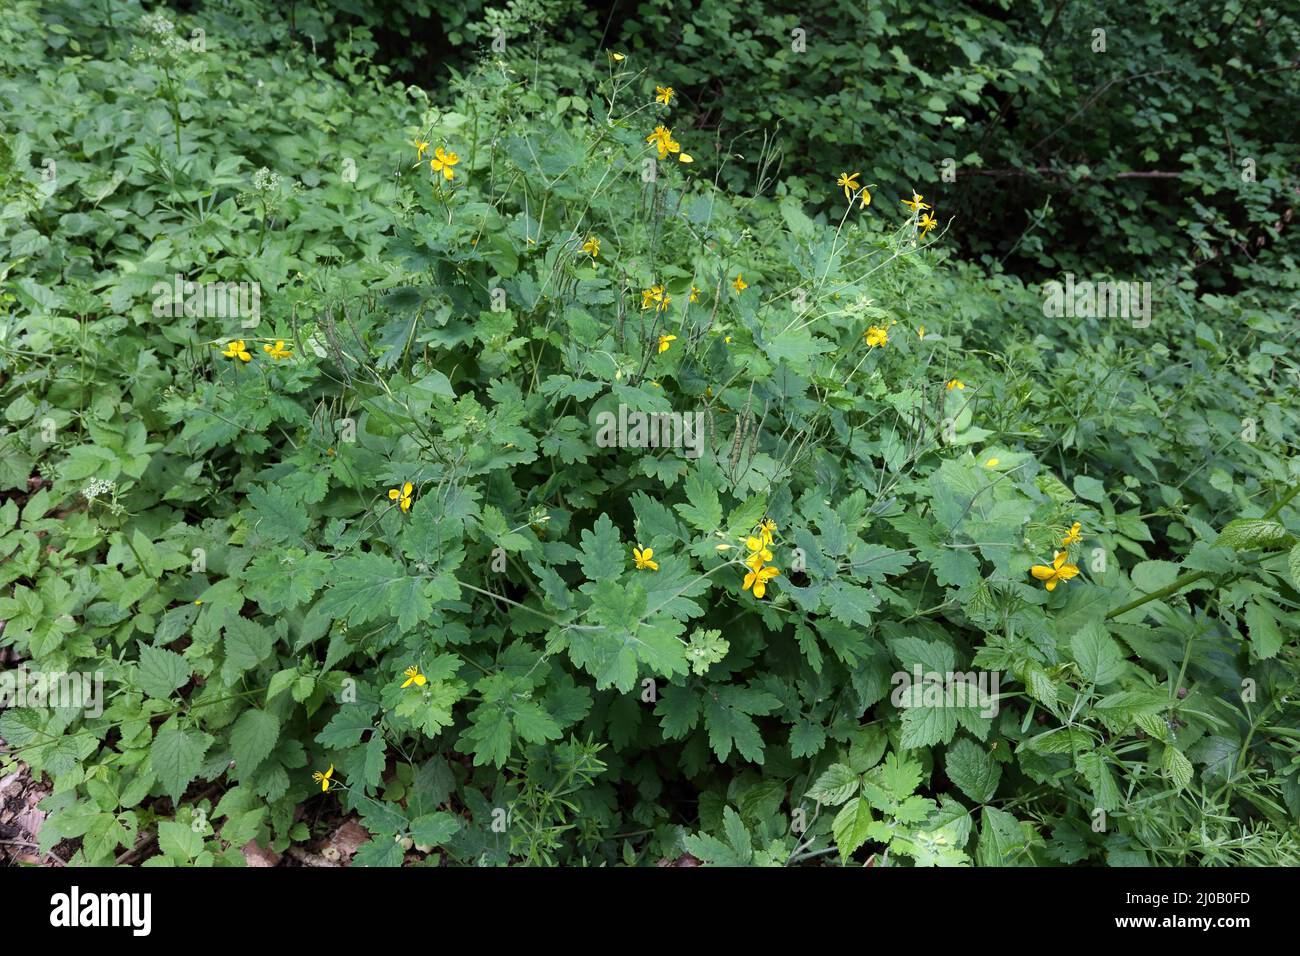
[401,665,427,688]
[1031,550,1080,591]
[430,146,459,180]
[312,765,334,792]
[633,545,659,571]
[388,481,414,512]
[222,339,251,362]
[655,86,675,106]
[263,340,292,361]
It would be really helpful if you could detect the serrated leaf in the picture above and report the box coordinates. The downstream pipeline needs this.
[807,763,860,805]
[136,645,191,699]
[1162,744,1193,790]
[230,709,280,777]
[945,737,1001,803]
[150,725,213,804]
[832,797,875,861]
[1216,518,1292,551]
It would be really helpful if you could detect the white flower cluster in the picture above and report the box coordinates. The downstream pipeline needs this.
[81,478,116,501]
[251,167,282,192]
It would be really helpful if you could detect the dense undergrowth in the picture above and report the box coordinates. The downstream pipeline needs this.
[1,0,1298,866]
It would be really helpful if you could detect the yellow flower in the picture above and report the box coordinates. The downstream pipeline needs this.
[1030,550,1080,592]
[311,765,334,792]
[655,86,675,106]
[415,140,429,160]
[609,51,625,62]
[689,285,701,302]
[658,334,677,353]
[745,535,773,570]
[263,340,292,360]
[901,193,931,213]
[759,518,777,545]
[388,481,414,512]
[222,339,251,362]
[918,211,938,237]
[743,564,780,599]
[582,236,600,258]
[633,545,659,571]
[946,379,965,390]
[401,665,427,689]
[430,146,459,181]
[678,153,693,164]
[640,284,670,312]
[984,457,1000,468]
[918,325,926,339]
[646,125,681,160]
[1061,522,1082,546]
[732,274,747,294]
[836,171,861,201]
[864,325,889,348]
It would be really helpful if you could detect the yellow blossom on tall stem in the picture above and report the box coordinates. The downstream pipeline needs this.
[222,339,251,362]
[646,125,680,160]
[759,518,777,545]
[414,140,429,160]
[689,285,701,302]
[745,535,773,570]
[388,481,414,512]
[312,765,334,792]
[732,274,747,294]
[582,236,600,258]
[946,378,965,390]
[655,86,674,106]
[918,211,938,237]
[836,171,861,200]
[430,146,459,180]
[901,193,931,213]
[263,340,292,360]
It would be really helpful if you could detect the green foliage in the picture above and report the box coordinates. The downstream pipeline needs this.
[1,0,1298,869]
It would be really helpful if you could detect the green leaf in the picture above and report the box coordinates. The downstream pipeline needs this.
[1071,622,1126,684]
[230,709,280,777]
[702,684,779,764]
[410,812,461,847]
[945,737,1001,803]
[807,763,860,805]
[222,617,275,682]
[1162,744,1194,790]
[150,725,213,804]
[1245,599,1285,659]
[674,470,722,532]
[578,512,624,582]
[832,797,875,861]
[136,646,192,700]
[1216,518,1292,551]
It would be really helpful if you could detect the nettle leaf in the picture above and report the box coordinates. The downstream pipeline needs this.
[1162,744,1194,790]
[1071,621,1126,684]
[150,724,214,804]
[222,617,275,684]
[1216,518,1293,551]
[230,709,280,777]
[807,763,860,805]
[1289,542,1300,590]
[136,645,192,699]
[1245,599,1285,659]
[832,797,876,861]
[703,684,780,764]
[945,737,1001,804]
